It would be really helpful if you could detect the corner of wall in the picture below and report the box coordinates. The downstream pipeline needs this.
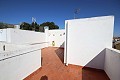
[6,28,11,43]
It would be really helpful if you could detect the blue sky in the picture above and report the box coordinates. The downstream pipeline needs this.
[0,0,120,36]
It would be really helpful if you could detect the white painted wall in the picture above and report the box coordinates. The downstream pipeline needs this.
[6,28,11,43]
[0,28,49,48]
[44,27,49,47]
[65,16,114,68]
[14,25,20,29]
[10,29,46,45]
[0,46,41,80]
[0,29,7,42]
[104,48,120,80]
[85,49,106,69]
[0,42,27,51]
[0,28,48,80]
[48,29,65,47]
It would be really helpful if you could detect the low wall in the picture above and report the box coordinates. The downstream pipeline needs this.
[10,29,47,45]
[0,29,7,42]
[0,28,48,45]
[104,48,120,80]
[85,49,105,70]
[48,29,65,47]
[0,42,28,51]
[0,46,41,80]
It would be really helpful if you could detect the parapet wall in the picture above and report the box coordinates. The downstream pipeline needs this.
[0,28,49,80]
[104,48,120,80]
[0,42,27,51]
[10,29,47,45]
[0,45,41,80]
[48,29,65,47]
[0,28,48,45]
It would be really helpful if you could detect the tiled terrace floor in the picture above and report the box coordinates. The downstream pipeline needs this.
[24,47,110,80]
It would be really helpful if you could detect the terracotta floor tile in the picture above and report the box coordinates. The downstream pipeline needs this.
[24,47,110,80]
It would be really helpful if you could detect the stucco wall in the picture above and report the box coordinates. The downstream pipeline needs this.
[10,29,46,45]
[104,48,120,80]
[0,46,41,80]
[0,42,28,51]
[85,49,106,69]
[48,29,65,47]
[0,28,49,47]
[65,16,114,68]
[0,29,7,42]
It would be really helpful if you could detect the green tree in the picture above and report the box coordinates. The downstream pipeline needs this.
[20,21,59,32]
[31,22,39,31]
[0,22,6,29]
[20,22,31,30]
[0,22,14,29]
[40,22,59,32]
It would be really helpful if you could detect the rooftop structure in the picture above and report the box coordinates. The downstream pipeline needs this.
[0,15,120,80]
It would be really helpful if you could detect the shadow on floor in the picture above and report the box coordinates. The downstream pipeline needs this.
[40,75,48,80]
[55,47,64,63]
[82,67,110,80]
[82,49,110,80]
[24,47,110,80]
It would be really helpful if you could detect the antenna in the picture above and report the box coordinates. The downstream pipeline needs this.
[74,9,80,19]
[32,17,36,31]
[32,17,36,23]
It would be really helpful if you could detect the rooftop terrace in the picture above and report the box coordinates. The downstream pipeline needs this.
[24,47,109,80]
